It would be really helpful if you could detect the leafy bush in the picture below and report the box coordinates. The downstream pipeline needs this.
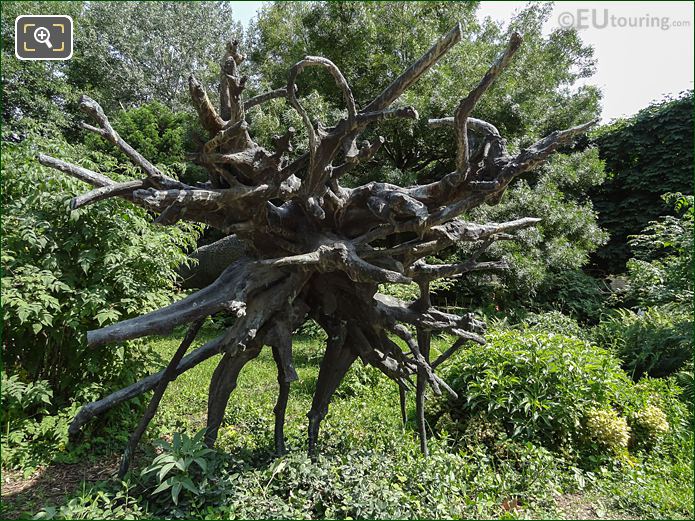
[433,325,691,467]
[631,404,669,449]
[532,269,607,323]
[621,193,693,309]
[593,306,692,379]
[335,362,383,399]
[1,372,53,426]
[2,403,81,476]
[2,136,200,400]
[518,310,590,340]
[433,328,635,455]
[454,149,608,313]
[0,372,71,474]
[294,318,327,339]
[585,407,630,454]
[33,481,147,520]
[83,101,208,184]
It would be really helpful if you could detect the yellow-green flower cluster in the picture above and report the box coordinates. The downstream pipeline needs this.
[632,404,669,446]
[585,407,631,453]
[463,413,505,447]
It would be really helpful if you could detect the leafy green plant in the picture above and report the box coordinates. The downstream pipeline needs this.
[674,362,694,406]
[590,91,693,274]
[620,193,693,309]
[593,306,692,379]
[83,101,208,184]
[1,372,53,426]
[1,400,80,475]
[454,148,608,313]
[138,430,218,507]
[631,404,669,449]
[335,362,383,398]
[33,481,146,520]
[584,406,631,454]
[2,135,200,399]
[432,328,635,455]
[518,310,590,340]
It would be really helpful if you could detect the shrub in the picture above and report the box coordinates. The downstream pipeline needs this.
[593,306,692,379]
[83,102,208,184]
[433,328,634,455]
[33,482,147,520]
[532,269,607,324]
[584,407,630,454]
[457,148,608,311]
[614,193,693,310]
[518,310,589,340]
[631,404,669,449]
[2,136,200,400]
[589,91,693,274]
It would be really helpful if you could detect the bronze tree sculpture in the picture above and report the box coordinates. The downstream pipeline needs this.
[38,24,595,477]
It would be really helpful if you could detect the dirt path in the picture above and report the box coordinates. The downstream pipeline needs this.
[1,454,121,519]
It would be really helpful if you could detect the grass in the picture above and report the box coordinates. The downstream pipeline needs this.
[4,324,693,519]
[148,326,413,456]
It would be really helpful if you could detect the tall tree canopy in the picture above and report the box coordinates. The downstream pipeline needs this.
[248,1,600,184]
[1,1,240,134]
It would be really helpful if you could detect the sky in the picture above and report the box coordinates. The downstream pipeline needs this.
[230,1,694,123]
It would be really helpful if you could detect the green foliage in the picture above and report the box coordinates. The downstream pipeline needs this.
[455,148,608,315]
[589,90,693,273]
[1,1,240,138]
[249,2,599,185]
[1,136,200,398]
[593,306,692,379]
[518,311,590,340]
[65,1,241,111]
[294,319,327,340]
[0,1,84,136]
[83,101,208,184]
[85,102,189,165]
[674,362,694,406]
[593,438,694,520]
[620,193,693,309]
[27,329,693,520]
[631,404,670,449]
[33,481,146,520]
[533,270,607,324]
[1,401,79,476]
[0,372,53,425]
[434,328,634,456]
[584,407,630,454]
[138,430,218,507]
[334,362,383,399]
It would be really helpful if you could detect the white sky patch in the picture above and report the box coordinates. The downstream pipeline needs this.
[231,1,694,123]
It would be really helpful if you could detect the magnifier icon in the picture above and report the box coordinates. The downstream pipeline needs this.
[33,26,53,49]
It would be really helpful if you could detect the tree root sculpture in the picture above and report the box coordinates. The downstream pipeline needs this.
[39,26,596,476]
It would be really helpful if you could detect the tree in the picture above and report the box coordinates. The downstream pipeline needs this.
[39,25,594,476]
[248,2,600,181]
[1,1,84,135]
[1,1,241,135]
[1,135,200,399]
[68,1,242,111]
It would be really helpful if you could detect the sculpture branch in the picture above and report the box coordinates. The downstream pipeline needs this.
[38,24,595,469]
